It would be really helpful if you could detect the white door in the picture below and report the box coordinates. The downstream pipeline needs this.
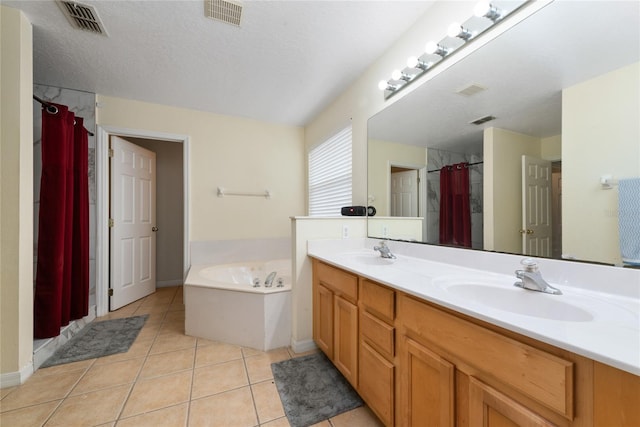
[521,155,552,257]
[391,169,419,217]
[110,136,157,310]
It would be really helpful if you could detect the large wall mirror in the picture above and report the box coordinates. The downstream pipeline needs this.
[367,0,639,266]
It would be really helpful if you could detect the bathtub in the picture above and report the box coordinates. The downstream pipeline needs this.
[184,259,292,351]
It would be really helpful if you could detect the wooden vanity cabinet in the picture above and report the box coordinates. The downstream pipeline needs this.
[311,260,640,427]
[358,279,396,426]
[312,260,358,387]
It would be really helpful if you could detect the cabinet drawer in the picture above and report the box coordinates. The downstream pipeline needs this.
[398,294,574,419]
[316,261,358,303]
[360,310,394,359]
[360,279,395,324]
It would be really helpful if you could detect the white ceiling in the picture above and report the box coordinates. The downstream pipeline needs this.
[4,0,435,126]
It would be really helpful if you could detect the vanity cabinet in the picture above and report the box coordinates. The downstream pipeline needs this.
[312,260,358,387]
[358,279,396,426]
[310,260,640,427]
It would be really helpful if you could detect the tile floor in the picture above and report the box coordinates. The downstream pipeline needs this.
[0,286,383,427]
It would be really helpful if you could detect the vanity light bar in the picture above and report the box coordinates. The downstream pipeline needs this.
[378,1,511,99]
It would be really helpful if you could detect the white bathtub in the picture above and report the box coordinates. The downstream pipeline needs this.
[184,259,292,351]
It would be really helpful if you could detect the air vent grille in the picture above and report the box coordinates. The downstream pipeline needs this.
[456,83,487,97]
[205,0,243,27]
[470,115,496,125]
[57,0,107,35]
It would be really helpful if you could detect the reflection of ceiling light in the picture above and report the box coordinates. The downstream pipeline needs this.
[378,1,521,99]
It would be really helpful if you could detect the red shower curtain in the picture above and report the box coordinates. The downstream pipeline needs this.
[34,104,89,338]
[439,162,471,248]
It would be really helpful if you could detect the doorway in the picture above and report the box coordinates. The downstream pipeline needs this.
[388,163,427,241]
[96,126,190,316]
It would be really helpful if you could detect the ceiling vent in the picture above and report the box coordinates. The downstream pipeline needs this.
[57,0,107,35]
[470,115,496,125]
[456,83,487,97]
[205,0,243,27]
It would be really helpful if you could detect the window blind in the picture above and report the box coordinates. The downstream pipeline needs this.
[308,126,352,217]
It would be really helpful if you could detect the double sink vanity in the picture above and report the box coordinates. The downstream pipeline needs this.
[308,238,640,427]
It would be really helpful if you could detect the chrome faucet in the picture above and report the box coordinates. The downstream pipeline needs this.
[374,241,396,259]
[264,271,277,287]
[514,258,562,295]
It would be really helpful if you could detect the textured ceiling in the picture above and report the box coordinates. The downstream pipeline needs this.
[5,0,435,126]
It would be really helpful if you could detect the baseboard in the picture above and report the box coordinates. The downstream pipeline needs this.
[157,280,183,288]
[0,363,33,389]
[290,338,317,354]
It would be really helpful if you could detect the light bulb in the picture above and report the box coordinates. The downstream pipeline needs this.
[378,80,389,91]
[447,22,462,38]
[474,1,491,17]
[425,41,439,55]
[391,69,403,81]
[407,56,418,68]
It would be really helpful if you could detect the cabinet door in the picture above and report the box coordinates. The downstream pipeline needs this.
[360,340,394,426]
[334,295,358,386]
[398,337,455,427]
[314,283,334,358]
[468,376,557,427]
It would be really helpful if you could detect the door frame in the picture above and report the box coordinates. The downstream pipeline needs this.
[96,125,190,316]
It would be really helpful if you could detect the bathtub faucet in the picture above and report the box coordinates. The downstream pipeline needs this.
[264,271,277,287]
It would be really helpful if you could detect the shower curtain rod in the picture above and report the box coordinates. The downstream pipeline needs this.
[427,161,483,174]
[33,95,95,136]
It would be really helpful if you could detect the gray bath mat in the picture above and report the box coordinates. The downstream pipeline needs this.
[41,315,148,368]
[271,351,363,427]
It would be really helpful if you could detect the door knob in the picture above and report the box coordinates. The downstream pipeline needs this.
[152,227,158,232]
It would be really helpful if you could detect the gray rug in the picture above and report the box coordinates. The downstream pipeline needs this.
[271,351,363,427]
[41,315,148,368]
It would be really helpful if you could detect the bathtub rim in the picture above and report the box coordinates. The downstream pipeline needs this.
[185,260,292,295]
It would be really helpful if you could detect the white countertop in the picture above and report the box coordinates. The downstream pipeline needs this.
[307,239,640,376]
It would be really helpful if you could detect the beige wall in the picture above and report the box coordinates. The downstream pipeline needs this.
[562,62,640,265]
[0,6,34,382]
[368,139,427,216]
[96,96,306,242]
[484,127,542,254]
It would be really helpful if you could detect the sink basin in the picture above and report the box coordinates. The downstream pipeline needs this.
[439,282,595,322]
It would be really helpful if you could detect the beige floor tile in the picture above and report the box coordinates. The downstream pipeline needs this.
[157,320,185,337]
[135,325,160,342]
[0,387,16,400]
[287,348,319,359]
[308,421,331,427]
[140,294,175,306]
[93,339,153,365]
[149,334,196,355]
[0,400,59,427]
[191,359,248,399]
[139,347,195,379]
[244,348,291,384]
[196,338,218,347]
[44,384,130,426]
[168,301,185,312]
[116,403,188,427]
[32,359,95,378]
[241,347,262,358]
[120,371,191,418]
[260,416,291,427]
[251,379,285,424]
[164,310,185,323]
[188,387,257,427]
[70,357,144,395]
[329,406,384,427]
[134,304,171,315]
[0,369,84,412]
[195,342,243,367]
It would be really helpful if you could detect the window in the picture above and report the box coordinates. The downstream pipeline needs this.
[308,126,352,216]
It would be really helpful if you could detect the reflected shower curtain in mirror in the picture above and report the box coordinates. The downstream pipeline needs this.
[439,162,471,248]
[34,104,89,338]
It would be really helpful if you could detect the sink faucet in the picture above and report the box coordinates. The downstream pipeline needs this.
[374,241,396,259]
[264,271,277,287]
[514,258,562,295]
